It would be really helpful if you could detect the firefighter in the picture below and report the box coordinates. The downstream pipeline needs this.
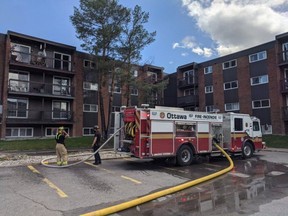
[55,126,69,166]
[92,125,102,165]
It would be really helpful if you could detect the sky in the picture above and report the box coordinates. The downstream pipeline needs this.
[1,0,288,73]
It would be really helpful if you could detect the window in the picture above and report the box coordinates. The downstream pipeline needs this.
[46,127,69,137]
[282,42,288,61]
[131,87,138,95]
[132,70,138,77]
[54,52,71,71]
[183,70,195,84]
[251,75,268,86]
[147,72,157,82]
[234,118,243,131]
[252,99,270,109]
[112,106,121,112]
[225,102,239,111]
[83,82,98,91]
[53,77,71,95]
[253,122,260,131]
[205,85,213,93]
[83,60,95,68]
[83,127,95,136]
[223,59,237,69]
[249,51,267,63]
[7,98,28,118]
[206,105,214,112]
[6,127,33,138]
[11,43,31,63]
[224,81,238,90]
[8,71,29,92]
[83,104,98,112]
[204,66,212,74]
[52,101,70,119]
[109,83,121,93]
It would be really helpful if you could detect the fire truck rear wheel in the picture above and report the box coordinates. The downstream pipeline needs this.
[242,142,253,159]
[176,145,193,166]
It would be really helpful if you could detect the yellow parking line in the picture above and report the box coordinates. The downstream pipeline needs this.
[121,175,142,184]
[84,162,141,184]
[42,178,68,198]
[27,166,68,198]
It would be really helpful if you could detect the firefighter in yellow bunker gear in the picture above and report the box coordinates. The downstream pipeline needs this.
[55,126,69,166]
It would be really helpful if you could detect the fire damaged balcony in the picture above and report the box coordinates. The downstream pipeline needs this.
[8,79,75,98]
[9,49,74,73]
[6,109,74,124]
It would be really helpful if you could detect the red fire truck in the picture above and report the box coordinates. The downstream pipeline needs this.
[114,106,266,166]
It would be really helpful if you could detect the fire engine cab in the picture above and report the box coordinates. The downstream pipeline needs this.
[114,105,265,166]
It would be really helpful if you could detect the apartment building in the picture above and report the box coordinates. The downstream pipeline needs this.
[173,32,288,135]
[0,31,164,139]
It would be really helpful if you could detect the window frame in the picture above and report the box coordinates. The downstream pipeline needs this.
[252,99,270,109]
[83,104,98,112]
[204,66,213,74]
[222,59,237,70]
[6,127,33,138]
[249,51,267,63]
[224,80,238,90]
[250,75,268,86]
[225,102,240,111]
[205,85,213,93]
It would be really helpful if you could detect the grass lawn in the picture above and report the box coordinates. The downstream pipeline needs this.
[0,136,114,152]
[0,135,287,152]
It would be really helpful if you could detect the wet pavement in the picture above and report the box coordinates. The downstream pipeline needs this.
[105,152,288,216]
[1,149,288,216]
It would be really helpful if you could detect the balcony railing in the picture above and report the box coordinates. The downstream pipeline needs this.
[6,109,74,124]
[280,79,288,94]
[8,79,75,98]
[10,50,73,72]
[278,51,288,65]
[177,95,199,107]
[178,76,198,88]
[283,106,288,121]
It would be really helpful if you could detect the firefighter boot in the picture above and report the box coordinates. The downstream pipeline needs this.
[57,161,62,166]
[62,161,68,166]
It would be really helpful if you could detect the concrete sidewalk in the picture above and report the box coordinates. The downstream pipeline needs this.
[0,149,129,167]
[1,147,287,167]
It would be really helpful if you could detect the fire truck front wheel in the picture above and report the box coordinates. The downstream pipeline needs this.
[242,142,254,159]
[176,145,194,166]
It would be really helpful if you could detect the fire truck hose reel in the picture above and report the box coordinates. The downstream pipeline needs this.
[40,126,124,168]
[80,143,234,216]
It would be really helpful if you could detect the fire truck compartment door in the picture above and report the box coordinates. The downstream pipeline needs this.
[150,121,174,155]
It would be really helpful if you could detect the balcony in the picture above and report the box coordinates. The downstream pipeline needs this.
[278,51,288,66]
[178,76,198,88]
[283,106,288,121]
[8,79,75,98]
[280,79,288,94]
[10,50,74,73]
[6,109,74,124]
[177,95,199,107]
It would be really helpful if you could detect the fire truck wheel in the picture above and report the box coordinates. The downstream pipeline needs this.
[242,142,254,159]
[176,145,193,166]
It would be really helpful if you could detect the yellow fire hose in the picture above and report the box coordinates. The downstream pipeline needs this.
[81,143,234,216]
[40,126,124,168]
